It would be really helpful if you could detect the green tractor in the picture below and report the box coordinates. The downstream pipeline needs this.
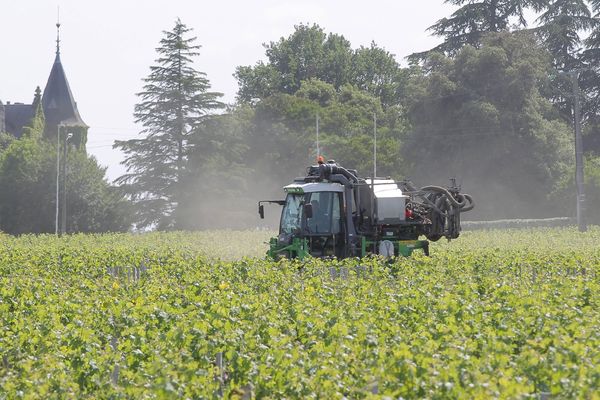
[259,161,474,260]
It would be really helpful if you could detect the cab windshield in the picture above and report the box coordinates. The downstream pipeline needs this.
[280,194,304,234]
[279,191,342,235]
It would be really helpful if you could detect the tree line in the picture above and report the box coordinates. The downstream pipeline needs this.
[2,1,600,233]
[0,100,131,234]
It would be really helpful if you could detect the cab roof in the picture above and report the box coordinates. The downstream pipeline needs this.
[284,182,344,194]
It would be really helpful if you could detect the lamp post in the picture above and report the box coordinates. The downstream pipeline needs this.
[55,126,73,236]
[55,125,62,235]
[570,72,587,232]
[61,132,73,235]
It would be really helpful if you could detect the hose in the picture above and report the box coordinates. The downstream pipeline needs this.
[460,194,475,212]
[419,186,474,241]
[319,164,359,183]
[420,186,467,208]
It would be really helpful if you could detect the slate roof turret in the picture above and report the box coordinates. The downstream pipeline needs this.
[42,43,87,130]
[3,22,88,142]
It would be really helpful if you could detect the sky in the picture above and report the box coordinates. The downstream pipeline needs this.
[0,0,454,181]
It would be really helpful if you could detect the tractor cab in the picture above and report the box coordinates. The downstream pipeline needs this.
[277,183,345,258]
[259,181,347,259]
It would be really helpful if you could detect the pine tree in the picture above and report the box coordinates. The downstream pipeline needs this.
[582,0,600,153]
[410,0,547,60]
[585,0,600,54]
[114,19,224,229]
[536,0,594,71]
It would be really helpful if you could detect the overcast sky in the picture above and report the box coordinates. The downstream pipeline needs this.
[1,0,454,180]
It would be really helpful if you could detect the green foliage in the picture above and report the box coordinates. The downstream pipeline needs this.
[580,2,600,154]
[411,0,547,60]
[176,108,253,229]
[535,0,594,72]
[0,137,48,233]
[0,132,14,153]
[190,69,411,228]
[0,228,598,397]
[241,79,408,181]
[235,24,408,107]
[0,103,131,234]
[21,89,45,140]
[584,0,600,54]
[0,126,64,235]
[236,24,352,99]
[352,43,412,107]
[404,32,573,219]
[0,137,132,234]
[420,0,593,65]
[114,19,224,230]
[414,0,600,155]
[65,152,133,233]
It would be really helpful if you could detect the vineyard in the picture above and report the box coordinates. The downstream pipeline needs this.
[0,228,599,398]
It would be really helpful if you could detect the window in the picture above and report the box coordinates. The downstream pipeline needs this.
[306,192,341,235]
[280,194,303,234]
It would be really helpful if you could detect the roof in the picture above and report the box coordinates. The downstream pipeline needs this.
[3,103,34,138]
[284,182,345,193]
[42,53,87,129]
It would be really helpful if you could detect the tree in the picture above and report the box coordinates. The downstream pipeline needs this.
[0,132,13,153]
[114,19,224,229]
[225,24,417,226]
[235,24,353,101]
[535,0,594,72]
[351,42,411,107]
[176,106,252,229]
[410,0,547,60]
[404,32,573,219]
[238,79,409,197]
[0,99,51,233]
[583,0,600,75]
[0,137,48,233]
[585,0,600,53]
[0,107,131,234]
[235,24,408,107]
[581,0,600,154]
